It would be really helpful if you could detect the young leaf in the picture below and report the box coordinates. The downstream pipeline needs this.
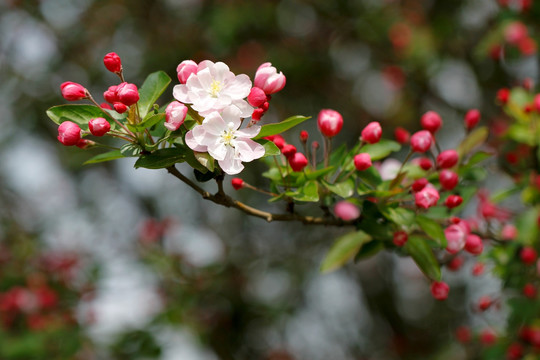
[416,215,446,247]
[323,178,355,198]
[256,139,281,157]
[194,151,215,172]
[254,115,310,139]
[120,143,142,157]
[360,139,401,160]
[320,230,372,273]
[457,126,488,158]
[134,148,186,169]
[405,235,441,281]
[137,71,172,119]
[83,150,125,165]
[289,181,319,202]
[305,166,335,180]
[46,105,118,129]
[127,113,165,132]
[384,207,415,226]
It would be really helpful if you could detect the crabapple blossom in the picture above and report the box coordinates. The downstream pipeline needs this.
[410,130,432,153]
[520,246,537,265]
[103,52,122,73]
[103,85,119,103]
[445,222,469,254]
[88,117,110,137]
[447,256,464,271]
[418,157,433,170]
[497,88,510,104]
[164,102,188,131]
[361,122,382,144]
[176,60,198,84]
[317,109,343,138]
[501,224,518,240]
[300,130,309,142]
[354,153,372,171]
[334,201,360,221]
[173,60,253,117]
[379,159,402,180]
[60,82,87,101]
[415,186,439,209]
[281,144,297,158]
[411,178,428,192]
[254,62,286,95]
[185,106,264,175]
[57,121,82,146]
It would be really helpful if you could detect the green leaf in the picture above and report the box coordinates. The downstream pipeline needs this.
[254,115,310,139]
[320,230,372,273]
[356,165,382,188]
[457,126,488,158]
[516,208,540,245]
[46,105,117,129]
[405,235,441,281]
[83,150,125,165]
[127,113,165,132]
[120,143,142,157]
[416,215,446,247]
[384,207,415,226]
[194,151,215,172]
[507,123,535,145]
[466,151,493,167]
[290,181,319,202]
[256,139,281,157]
[137,71,172,119]
[134,148,187,169]
[360,139,401,160]
[323,178,355,198]
[305,166,334,180]
[491,186,521,203]
[354,240,383,261]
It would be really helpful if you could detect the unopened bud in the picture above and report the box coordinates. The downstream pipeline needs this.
[88,117,111,137]
[116,82,139,106]
[317,109,343,138]
[410,130,432,153]
[60,82,87,101]
[431,281,450,301]
[103,52,122,73]
[353,153,372,171]
[164,102,188,131]
[247,87,267,108]
[57,121,82,146]
[464,109,481,130]
[437,149,459,169]
[177,60,198,84]
[254,62,286,95]
[300,130,309,143]
[334,201,360,221]
[420,111,443,133]
[288,152,308,172]
[394,127,409,144]
[361,121,382,144]
[231,178,244,190]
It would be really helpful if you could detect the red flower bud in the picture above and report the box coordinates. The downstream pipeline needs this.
[251,108,265,121]
[418,157,433,171]
[177,60,198,84]
[496,88,510,104]
[445,195,463,209]
[464,109,481,130]
[431,281,449,301]
[447,256,464,271]
[116,82,139,106]
[281,144,297,158]
[113,102,128,114]
[247,87,267,108]
[439,170,459,190]
[57,121,82,146]
[437,149,459,169]
[76,139,94,149]
[100,103,112,110]
[103,52,122,73]
[523,283,536,298]
[472,262,485,276]
[455,326,471,343]
[411,178,428,192]
[231,178,244,190]
[464,234,484,255]
[393,231,408,247]
[254,62,286,95]
[361,122,382,144]
[311,141,319,150]
[394,127,410,144]
[267,135,285,149]
[317,109,343,138]
[353,153,372,171]
[300,130,309,143]
[60,81,87,101]
[480,329,497,346]
[288,152,308,172]
[507,343,524,360]
[88,117,111,137]
[410,130,433,153]
[103,85,119,104]
[415,186,440,209]
[520,246,537,265]
[478,295,492,311]
[420,111,443,133]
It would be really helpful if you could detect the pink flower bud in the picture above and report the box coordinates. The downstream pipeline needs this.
[478,295,492,311]
[445,195,463,209]
[411,178,428,192]
[254,62,286,95]
[281,144,297,158]
[393,231,408,246]
[439,170,459,190]
[103,85,119,104]
[431,281,449,301]
[317,109,343,138]
[464,234,483,255]
[164,102,188,131]
[76,139,94,149]
[231,178,244,190]
[394,127,410,144]
[265,134,285,149]
[334,201,360,221]
[410,130,433,153]
[420,111,443,133]
[177,60,198,84]
[497,88,510,104]
[100,103,112,110]
[300,130,309,143]
[247,87,267,107]
[354,153,372,171]
[116,82,139,106]
[361,122,382,144]
[464,109,481,130]
[288,152,308,172]
[480,329,497,346]
[57,121,82,146]
[455,326,472,343]
[437,150,459,169]
[113,102,128,114]
[521,246,537,265]
[103,52,122,73]
[472,262,485,276]
[312,141,319,150]
[60,81,87,101]
[88,117,111,137]
[447,256,464,271]
[505,21,528,45]
[418,157,433,171]
[445,223,468,254]
[415,186,440,209]
[251,108,265,121]
[501,224,518,240]
[523,283,536,298]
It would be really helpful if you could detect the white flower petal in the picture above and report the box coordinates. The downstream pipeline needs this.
[235,139,265,162]
[196,67,213,90]
[185,130,208,152]
[232,100,254,118]
[202,113,227,135]
[212,62,231,82]
[225,74,252,99]
[219,147,244,175]
[173,84,190,103]
[220,106,242,129]
[208,142,227,161]
[235,125,261,138]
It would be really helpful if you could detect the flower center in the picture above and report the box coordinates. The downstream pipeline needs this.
[221,123,236,146]
[209,80,223,97]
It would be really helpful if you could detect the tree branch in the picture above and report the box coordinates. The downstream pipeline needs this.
[166,166,355,226]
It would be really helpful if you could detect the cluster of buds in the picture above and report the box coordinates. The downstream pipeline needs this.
[248,63,286,122]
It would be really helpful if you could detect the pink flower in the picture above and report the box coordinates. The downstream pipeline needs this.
[173,60,253,117]
[103,52,122,73]
[361,122,382,144]
[164,102,188,131]
[415,186,439,209]
[505,21,528,45]
[420,111,443,133]
[501,224,518,240]
[444,222,469,254]
[410,130,432,153]
[88,117,111,137]
[334,201,360,221]
[116,82,139,106]
[317,109,343,138]
[185,106,264,175]
[60,81,87,101]
[254,62,286,95]
[288,152,308,172]
[354,153,372,171]
[57,121,82,146]
[176,60,198,84]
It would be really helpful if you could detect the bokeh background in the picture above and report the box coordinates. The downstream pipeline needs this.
[0,0,536,359]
